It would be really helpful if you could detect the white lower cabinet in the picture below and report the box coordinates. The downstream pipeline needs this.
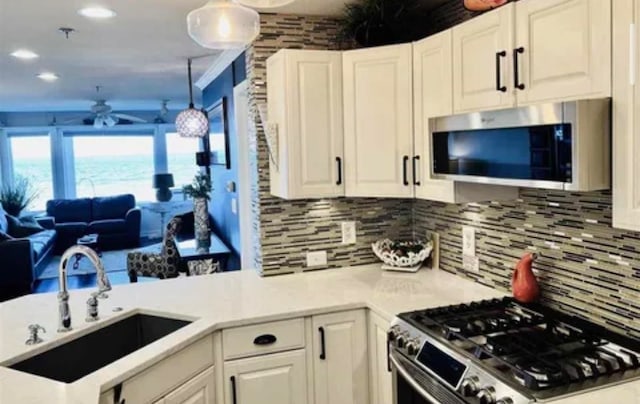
[312,309,369,404]
[223,349,307,404]
[156,367,215,404]
[368,312,392,404]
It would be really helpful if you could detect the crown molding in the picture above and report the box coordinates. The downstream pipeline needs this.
[195,48,245,90]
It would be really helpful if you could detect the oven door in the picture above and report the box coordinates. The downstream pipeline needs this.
[390,348,470,404]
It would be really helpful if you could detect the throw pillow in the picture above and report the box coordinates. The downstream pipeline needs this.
[0,230,14,242]
[6,215,44,238]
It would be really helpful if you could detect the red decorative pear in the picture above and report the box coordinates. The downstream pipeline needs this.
[512,252,540,303]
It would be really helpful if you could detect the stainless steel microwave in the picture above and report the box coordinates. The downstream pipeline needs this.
[430,99,611,191]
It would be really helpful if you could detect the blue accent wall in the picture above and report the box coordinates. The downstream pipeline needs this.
[202,53,246,270]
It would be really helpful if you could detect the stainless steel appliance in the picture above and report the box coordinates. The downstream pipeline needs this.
[430,100,610,191]
[389,298,640,403]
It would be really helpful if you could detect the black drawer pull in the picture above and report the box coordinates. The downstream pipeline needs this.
[253,334,277,346]
[319,326,326,360]
[513,47,525,90]
[495,50,507,92]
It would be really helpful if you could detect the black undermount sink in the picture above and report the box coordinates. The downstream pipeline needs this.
[8,313,191,383]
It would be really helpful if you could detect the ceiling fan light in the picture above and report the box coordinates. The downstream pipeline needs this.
[187,0,260,50]
[176,107,209,138]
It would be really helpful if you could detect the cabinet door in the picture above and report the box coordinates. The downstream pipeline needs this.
[343,44,414,198]
[313,310,369,404]
[453,3,515,113]
[267,50,344,199]
[612,0,640,232]
[413,30,459,202]
[164,367,215,404]
[367,311,392,404]
[515,0,611,104]
[223,350,307,404]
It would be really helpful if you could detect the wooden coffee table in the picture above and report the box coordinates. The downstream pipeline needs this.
[73,234,102,269]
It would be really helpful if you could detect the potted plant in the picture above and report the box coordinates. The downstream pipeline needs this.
[183,173,212,243]
[338,0,427,47]
[0,175,39,217]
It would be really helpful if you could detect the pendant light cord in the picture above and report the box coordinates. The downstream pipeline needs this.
[188,58,195,108]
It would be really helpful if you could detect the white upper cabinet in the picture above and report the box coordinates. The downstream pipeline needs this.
[313,310,369,404]
[515,0,611,105]
[453,3,515,113]
[613,0,640,232]
[267,49,344,199]
[343,44,414,198]
[413,31,519,203]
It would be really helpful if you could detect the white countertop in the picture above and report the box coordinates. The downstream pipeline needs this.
[0,264,638,403]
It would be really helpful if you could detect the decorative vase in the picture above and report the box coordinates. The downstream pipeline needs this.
[512,252,540,303]
[193,197,210,245]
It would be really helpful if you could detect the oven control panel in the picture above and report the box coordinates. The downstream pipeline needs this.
[388,322,532,404]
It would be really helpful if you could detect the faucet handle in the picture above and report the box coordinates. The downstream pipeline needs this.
[26,324,46,345]
[86,293,99,322]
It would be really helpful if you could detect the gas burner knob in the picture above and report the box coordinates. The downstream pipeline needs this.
[459,376,480,397]
[496,398,513,404]
[406,340,420,356]
[477,387,497,404]
[396,334,408,349]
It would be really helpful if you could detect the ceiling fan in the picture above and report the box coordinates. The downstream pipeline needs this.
[65,100,147,128]
[153,100,170,124]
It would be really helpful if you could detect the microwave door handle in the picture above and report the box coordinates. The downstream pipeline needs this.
[390,352,444,404]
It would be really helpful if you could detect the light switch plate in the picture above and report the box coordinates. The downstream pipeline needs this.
[306,251,327,267]
[462,226,476,257]
[341,221,356,244]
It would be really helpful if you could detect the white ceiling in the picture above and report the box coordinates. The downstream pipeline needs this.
[0,0,446,113]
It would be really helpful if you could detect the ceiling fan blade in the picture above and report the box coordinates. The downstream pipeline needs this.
[104,115,118,127]
[94,117,103,129]
[114,113,147,123]
[62,116,90,125]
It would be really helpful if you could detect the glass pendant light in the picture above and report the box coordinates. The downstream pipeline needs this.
[187,0,260,50]
[176,59,209,138]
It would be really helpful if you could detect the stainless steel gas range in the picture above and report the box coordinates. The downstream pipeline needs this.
[389,298,640,403]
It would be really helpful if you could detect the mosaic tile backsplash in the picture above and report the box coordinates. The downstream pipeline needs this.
[413,190,640,338]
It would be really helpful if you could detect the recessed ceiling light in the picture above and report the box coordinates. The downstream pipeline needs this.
[78,6,117,19]
[37,72,60,82]
[10,49,39,60]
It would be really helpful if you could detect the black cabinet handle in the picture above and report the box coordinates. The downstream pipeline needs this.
[402,156,409,186]
[114,383,125,404]
[513,47,525,90]
[253,334,277,346]
[336,157,342,185]
[231,376,238,404]
[386,336,392,373]
[319,326,326,360]
[412,156,421,186]
[495,51,507,92]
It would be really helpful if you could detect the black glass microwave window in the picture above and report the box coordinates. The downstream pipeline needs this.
[432,124,572,182]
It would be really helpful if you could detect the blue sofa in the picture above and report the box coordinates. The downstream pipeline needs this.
[45,194,141,252]
[0,206,57,301]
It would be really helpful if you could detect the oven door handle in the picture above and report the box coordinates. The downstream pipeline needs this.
[390,353,444,404]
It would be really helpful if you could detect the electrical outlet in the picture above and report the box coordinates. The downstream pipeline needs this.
[231,198,238,215]
[341,221,356,244]
[462,226,476,256]
[306,251,327,267]
[463,255,480,273]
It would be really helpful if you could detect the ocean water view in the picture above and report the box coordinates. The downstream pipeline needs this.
[14,153,198,211]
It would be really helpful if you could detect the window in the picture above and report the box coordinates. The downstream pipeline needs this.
[166,132,201,187]
[10,135,54,211]
[72,135,155,201]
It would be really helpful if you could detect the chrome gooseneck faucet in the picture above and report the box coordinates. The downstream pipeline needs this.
[58,245,111,332]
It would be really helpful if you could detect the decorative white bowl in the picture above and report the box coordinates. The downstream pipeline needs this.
[372,239,433,268]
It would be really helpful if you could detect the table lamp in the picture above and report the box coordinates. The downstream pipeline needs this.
[153,173,175,202]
